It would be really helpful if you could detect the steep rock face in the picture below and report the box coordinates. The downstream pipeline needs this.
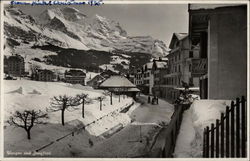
[4,6,168,57]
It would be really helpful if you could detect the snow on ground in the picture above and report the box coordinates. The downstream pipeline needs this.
[4,80,133,136]
[174,99,231,157]
[42,95,174,157]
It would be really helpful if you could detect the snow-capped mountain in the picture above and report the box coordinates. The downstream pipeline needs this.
[4,6,168,57]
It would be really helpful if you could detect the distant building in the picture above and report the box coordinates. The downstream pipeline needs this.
[151,58,168,97]
[36,69,55,82]
[87,74,105,89]
[64,69,86,85]
[134,68,144,90]
[189,4,247,99]
[141,62,154,95]
[4,54,25,77]
[100,69,119,79]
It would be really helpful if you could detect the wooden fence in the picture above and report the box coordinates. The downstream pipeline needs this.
[203,96,247,158]
[161,104,190,157]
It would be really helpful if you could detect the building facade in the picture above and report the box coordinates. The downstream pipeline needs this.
[4,55,25,77]
[36,69,55,82]
[151,59,168,98]
[189,4,247,99]
[141,62,154,95]
[164,33,204,100]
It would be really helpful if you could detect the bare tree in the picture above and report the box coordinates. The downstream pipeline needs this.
[7,110,48,140]
[75,93,92,118]
[48,95,79,126]
[95,96,106,111]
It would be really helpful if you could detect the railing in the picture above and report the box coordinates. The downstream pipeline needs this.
[203,96,247,158]
[161,104,190,157]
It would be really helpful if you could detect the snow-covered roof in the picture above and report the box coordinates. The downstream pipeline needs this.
[99,76,136,88]
[144,62,153,69]
[189,4,245,10]
[155,61,168,69]
[127,88,140,92]
[174,33,188,41]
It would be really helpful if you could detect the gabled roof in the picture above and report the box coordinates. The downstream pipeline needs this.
[99,76,136,88]
[169,33,188,49]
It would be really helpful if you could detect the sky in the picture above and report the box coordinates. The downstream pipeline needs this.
[16,4,188,46]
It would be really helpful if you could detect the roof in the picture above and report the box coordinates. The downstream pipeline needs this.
[174,33,188,41]
[127,87,140,92]
[99,76,136,88]
[189,4,245,10]
[155,61,168,69]
[65,69,86,76]
[143,62,153,70]
[8,55,24,61]
[169,33,188,49]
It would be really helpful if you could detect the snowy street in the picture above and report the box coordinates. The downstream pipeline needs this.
[43,95,174,157]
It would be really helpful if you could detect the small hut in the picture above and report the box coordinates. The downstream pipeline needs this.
[99,76,139,100]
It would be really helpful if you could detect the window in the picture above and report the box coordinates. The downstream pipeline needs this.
[189,51,193,58]
[178,65,181,72]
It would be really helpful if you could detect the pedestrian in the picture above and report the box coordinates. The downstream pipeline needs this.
[156,97,159,104]
[148,96,151,103]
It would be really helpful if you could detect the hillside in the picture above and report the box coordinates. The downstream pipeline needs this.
[4,6,168,73]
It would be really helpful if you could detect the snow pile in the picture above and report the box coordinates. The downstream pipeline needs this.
[174,99,231,157]
[7,87,26,95]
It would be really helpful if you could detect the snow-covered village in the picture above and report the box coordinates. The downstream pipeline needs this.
[2,2,248,159]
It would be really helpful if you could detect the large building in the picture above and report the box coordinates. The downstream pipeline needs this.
[164,33,204,100]
[36,69,55,82]
[189,4,247,99]
[4,55,25,77]
[64,69,86,85]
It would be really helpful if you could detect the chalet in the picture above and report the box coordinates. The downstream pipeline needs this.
[64,69,86,85]
[189,4,247,99]
[4,54,25,77]
[87,74,105,89]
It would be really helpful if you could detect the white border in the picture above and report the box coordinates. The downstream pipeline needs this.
[0,0,249,161]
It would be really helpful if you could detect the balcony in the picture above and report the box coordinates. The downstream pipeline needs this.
[191,58,207,77]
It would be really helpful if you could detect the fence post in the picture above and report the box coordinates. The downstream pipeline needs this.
[231,101,235,157]
[216,119,219,158]
[236,98,240,157]
[203,128,206,157]
[206,126,210,157]
[211,123,214,158]
[241,96,246,157]
[226,106,230,157]
[221,113,224,158]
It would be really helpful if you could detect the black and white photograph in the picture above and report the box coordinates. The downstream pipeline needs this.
[1,0,249,159]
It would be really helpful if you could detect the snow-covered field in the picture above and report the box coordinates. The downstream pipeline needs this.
[174,100,231,157]
[4,80,134,136]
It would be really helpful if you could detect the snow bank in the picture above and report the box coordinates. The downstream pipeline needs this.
[174,99,231,157]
